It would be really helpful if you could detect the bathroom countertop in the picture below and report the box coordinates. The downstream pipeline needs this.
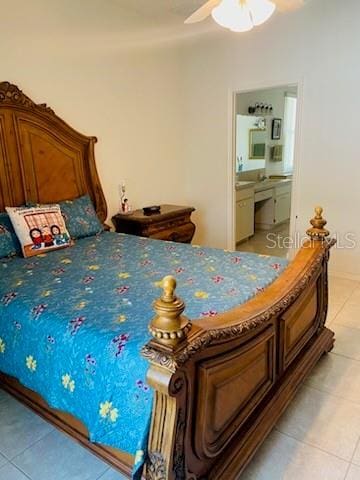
[235,181,256,191]
[254,178,292,193]
[235,179,292,192]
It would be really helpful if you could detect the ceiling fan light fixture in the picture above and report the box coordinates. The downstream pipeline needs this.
[211,0,276,32]
[247,0,276,26]
[212,0,253,32]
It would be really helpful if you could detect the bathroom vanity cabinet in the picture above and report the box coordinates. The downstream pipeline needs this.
[255,182,292,229]
[235,179,292,244]
[236,187,255,243]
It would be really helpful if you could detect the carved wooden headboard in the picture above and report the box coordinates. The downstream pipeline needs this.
[0,82,107,222]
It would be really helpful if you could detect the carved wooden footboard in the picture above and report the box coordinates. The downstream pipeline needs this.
[142,208,335,480]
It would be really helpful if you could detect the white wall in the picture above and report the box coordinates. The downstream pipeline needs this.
[0,36,188,221]
[176,0,360,278]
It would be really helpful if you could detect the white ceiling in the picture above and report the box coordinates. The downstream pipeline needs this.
[1,0,219,47]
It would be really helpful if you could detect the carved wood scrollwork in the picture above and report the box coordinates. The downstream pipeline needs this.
[0,81,54,114]
[141,346,178,373]
[317,251,330,334]
[147,452,167,480]
[144,367,189,480]
[146,408,188,480]
[173,408,186,480]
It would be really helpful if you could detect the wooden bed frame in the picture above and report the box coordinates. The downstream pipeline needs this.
[0,82,335,479]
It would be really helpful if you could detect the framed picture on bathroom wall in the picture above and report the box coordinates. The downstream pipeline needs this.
[272,118,282,140]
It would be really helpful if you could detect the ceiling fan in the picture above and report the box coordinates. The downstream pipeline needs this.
[185,0,307,33]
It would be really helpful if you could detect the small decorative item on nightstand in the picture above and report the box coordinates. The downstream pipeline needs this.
[112,204,196,244]
[143,205,161,215]
[118,183,132,214]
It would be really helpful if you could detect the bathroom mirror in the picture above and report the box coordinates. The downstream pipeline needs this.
[235,115,266,172]
[249,128,266,159]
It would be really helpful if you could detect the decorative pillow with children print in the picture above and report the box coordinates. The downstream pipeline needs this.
[6,205,72,258]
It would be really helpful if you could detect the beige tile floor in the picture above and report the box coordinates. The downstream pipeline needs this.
[1,275,360,479]
[241,275,360,480]
[237,222,290,258]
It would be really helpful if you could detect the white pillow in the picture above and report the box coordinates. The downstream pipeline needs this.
[6,205,72,258]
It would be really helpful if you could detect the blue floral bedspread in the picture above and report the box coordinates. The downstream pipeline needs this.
[0,232,288,477]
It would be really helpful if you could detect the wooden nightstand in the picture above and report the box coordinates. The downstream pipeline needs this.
[112,204,196,244]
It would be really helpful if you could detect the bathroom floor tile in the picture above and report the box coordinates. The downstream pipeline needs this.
[0,389,53,459]
[240,430,348,480]
[13,429,108,480]
[0,463,30,480]
[237,222,290,258]
[304,353,360,404]
[276,385,360,461]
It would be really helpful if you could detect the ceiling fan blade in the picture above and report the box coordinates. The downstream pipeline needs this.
[272,0,306,12]
[184,0,222,24]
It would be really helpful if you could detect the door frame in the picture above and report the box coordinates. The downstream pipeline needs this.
[227,78,304,258]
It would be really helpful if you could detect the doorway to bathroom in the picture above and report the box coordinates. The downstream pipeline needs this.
[231,84,299,258]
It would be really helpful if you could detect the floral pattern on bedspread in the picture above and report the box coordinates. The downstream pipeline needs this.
[0,232,288,477]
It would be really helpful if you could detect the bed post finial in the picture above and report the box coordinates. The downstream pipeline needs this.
[307,206,330,240]
[142,276,192,480]
[149,275,192,347]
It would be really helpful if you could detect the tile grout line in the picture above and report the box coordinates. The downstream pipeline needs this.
[10,429,109,480]
[329,277,360,292]
[0,394,110,479]
[9,428,55,464]
[328,279,360,313]
[96,467,111,480]
[273,428,353,465]
[8,462,33,480]
[0,459,32,480]
[332,321,360,333]
[331,350,360,364]
[95,466,114,480]
[328,297,351,326]
[343,434,360,479]
[300,382,360,407]
[0,391,55,463]
[328,280,360,320]
[332,319,360,331]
